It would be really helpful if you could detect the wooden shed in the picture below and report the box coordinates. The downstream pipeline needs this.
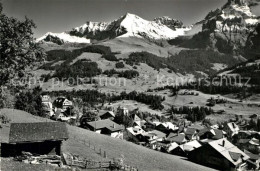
[1,122,68,157]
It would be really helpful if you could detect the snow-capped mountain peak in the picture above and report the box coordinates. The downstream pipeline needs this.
[38,13,190,44]
[118,13,189,39]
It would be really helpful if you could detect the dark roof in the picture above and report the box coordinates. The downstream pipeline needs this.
[198,128,223,140]
[229,151,242,162]
[188,124,204,131]
[166,132,178,139]
[168,134,186,144]
[185,128,197,139]
[244,150,260,160]
[87,119,124,132]
[9,122,69,143]
[198,128,209,136]
[212,129,224,140]
[186,128,197,135]
[131,114,141,121]
[149,130,166,139]
[238,139,250,144]
[100,111,115,119]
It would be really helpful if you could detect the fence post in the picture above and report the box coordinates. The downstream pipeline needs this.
[104,151,107,158]
[99,148,102,155]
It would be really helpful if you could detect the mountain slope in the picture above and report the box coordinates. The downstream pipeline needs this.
[169,0,259,56]
[38,13,190,44]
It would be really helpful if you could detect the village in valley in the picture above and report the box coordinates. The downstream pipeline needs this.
[1,0,260,170]
[1,90,260,171]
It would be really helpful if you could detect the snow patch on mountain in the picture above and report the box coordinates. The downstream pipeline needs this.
[214,1,259,32]
[37,32,91,43]
[211,63,228,71]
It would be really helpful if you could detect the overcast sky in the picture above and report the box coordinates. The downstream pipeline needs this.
[2,0,226,38]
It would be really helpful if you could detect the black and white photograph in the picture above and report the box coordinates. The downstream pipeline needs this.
[0,0,260,170]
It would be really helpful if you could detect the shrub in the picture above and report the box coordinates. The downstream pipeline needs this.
[101,54,118,61]
[115,62,125,68]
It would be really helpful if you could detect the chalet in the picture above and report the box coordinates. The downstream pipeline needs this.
[1,122,68,157]
[237,138,260,154]
[171,140,202,157]
[244,150,260,170]
[126,126,146,142]
[181,140,202,153]
[52,108,77,123]
[99,111,115,120]
[198,128,225,140]
[131,114,146,128]
[149,130,166,142]
[156,122,179,133]
[224,122,239,137]
[138,130,166,149]
[53,97,73,110]
[185,128,198,140]
[166,133,187,145]
[188,138,249,170]
[85,119,124,139]
[166,142,179,153]
[170,145,186,157]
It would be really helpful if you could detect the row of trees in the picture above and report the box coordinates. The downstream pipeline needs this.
[126,50,239,75]
[53,60,102,79]
[103,69,139,79]
[169,106,213,122]
[111,91,165,110]
[45,90,165,110]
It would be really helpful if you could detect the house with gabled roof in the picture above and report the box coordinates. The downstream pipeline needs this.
[1,122,68,157]
[85,119,124,139]
[198,128,225,140]
[237,138,260,154]
[53,97,73,110]
[181,140,202,152]
[188,138,249,170]
[126,126,146,142]
[244,149,260,170]
[224,122,240,138]
[131,114,146,128]
[156,122,179,133]
[99,111,115,120]
[166,133,187,145]
[185,128,198,140]
[170,140,202,157]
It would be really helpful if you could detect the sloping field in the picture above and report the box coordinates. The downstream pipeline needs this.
[0,109,215,171]
[99,37,186,58]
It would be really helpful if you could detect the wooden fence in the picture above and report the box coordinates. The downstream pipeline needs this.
[69,159,138,171]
